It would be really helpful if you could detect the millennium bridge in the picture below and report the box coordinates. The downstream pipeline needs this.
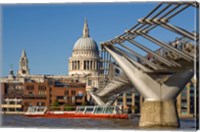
[90,2,199,127]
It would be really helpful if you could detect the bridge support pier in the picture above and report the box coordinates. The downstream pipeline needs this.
[139,100,179,128]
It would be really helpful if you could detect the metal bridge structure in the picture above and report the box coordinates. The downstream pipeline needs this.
[90,2,199,127]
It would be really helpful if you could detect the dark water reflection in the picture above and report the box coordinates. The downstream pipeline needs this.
[1,114,197,130]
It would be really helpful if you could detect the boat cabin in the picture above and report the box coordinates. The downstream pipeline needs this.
[25,105,122,115]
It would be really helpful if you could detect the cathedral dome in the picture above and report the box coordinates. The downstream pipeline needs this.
[72,19,99,54]
[73,37,99,53]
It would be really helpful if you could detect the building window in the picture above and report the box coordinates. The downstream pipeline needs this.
[56,96,63,100]
[10,101,15,104]
[26,85,34,90]
[2,100,7,104]
[28,91,33,95]
[115,68,120,76]
[127,98,132,102]
[41,102,45,106]
[77,91,84,97]
[88,80,92,86]
[24,102,29,106]
[37,102,45,106]
[65,90,69,95]
[17,101,21,104]
[71,90,76,96]
[76,96,83,100]
[38,91,46,95]
[38,86,46,91]
[117,98,123,105]
[117,98,123,102]
[126,93,132,96]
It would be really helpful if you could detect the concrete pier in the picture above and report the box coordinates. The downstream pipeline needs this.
[139,100,179,128]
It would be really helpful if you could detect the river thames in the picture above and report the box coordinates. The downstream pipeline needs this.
[1,114,197,130]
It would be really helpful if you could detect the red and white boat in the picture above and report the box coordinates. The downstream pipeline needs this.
[24,106,128,119]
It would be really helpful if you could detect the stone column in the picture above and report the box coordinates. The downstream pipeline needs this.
[81,60,83,70]
[88,60,90,70]
[94,60,97,70]
[86,60,89,70]
[139,100,179,128]
[83,60,85,70]
[88,61,89,70]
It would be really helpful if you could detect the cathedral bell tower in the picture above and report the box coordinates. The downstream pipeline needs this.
[18,49,30,76]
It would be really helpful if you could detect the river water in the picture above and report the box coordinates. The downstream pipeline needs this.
[0,114,197,130]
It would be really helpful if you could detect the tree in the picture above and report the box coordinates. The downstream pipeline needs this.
[51,100,60,110]
[63,105,76,111]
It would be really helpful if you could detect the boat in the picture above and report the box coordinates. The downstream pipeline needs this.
[24,105,128,119]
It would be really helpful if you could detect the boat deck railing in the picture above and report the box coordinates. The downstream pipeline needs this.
[75,106,121,114]
[26,106,47,114]
[26,105,123,115]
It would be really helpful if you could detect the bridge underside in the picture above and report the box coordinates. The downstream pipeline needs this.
[90,74,134,106]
